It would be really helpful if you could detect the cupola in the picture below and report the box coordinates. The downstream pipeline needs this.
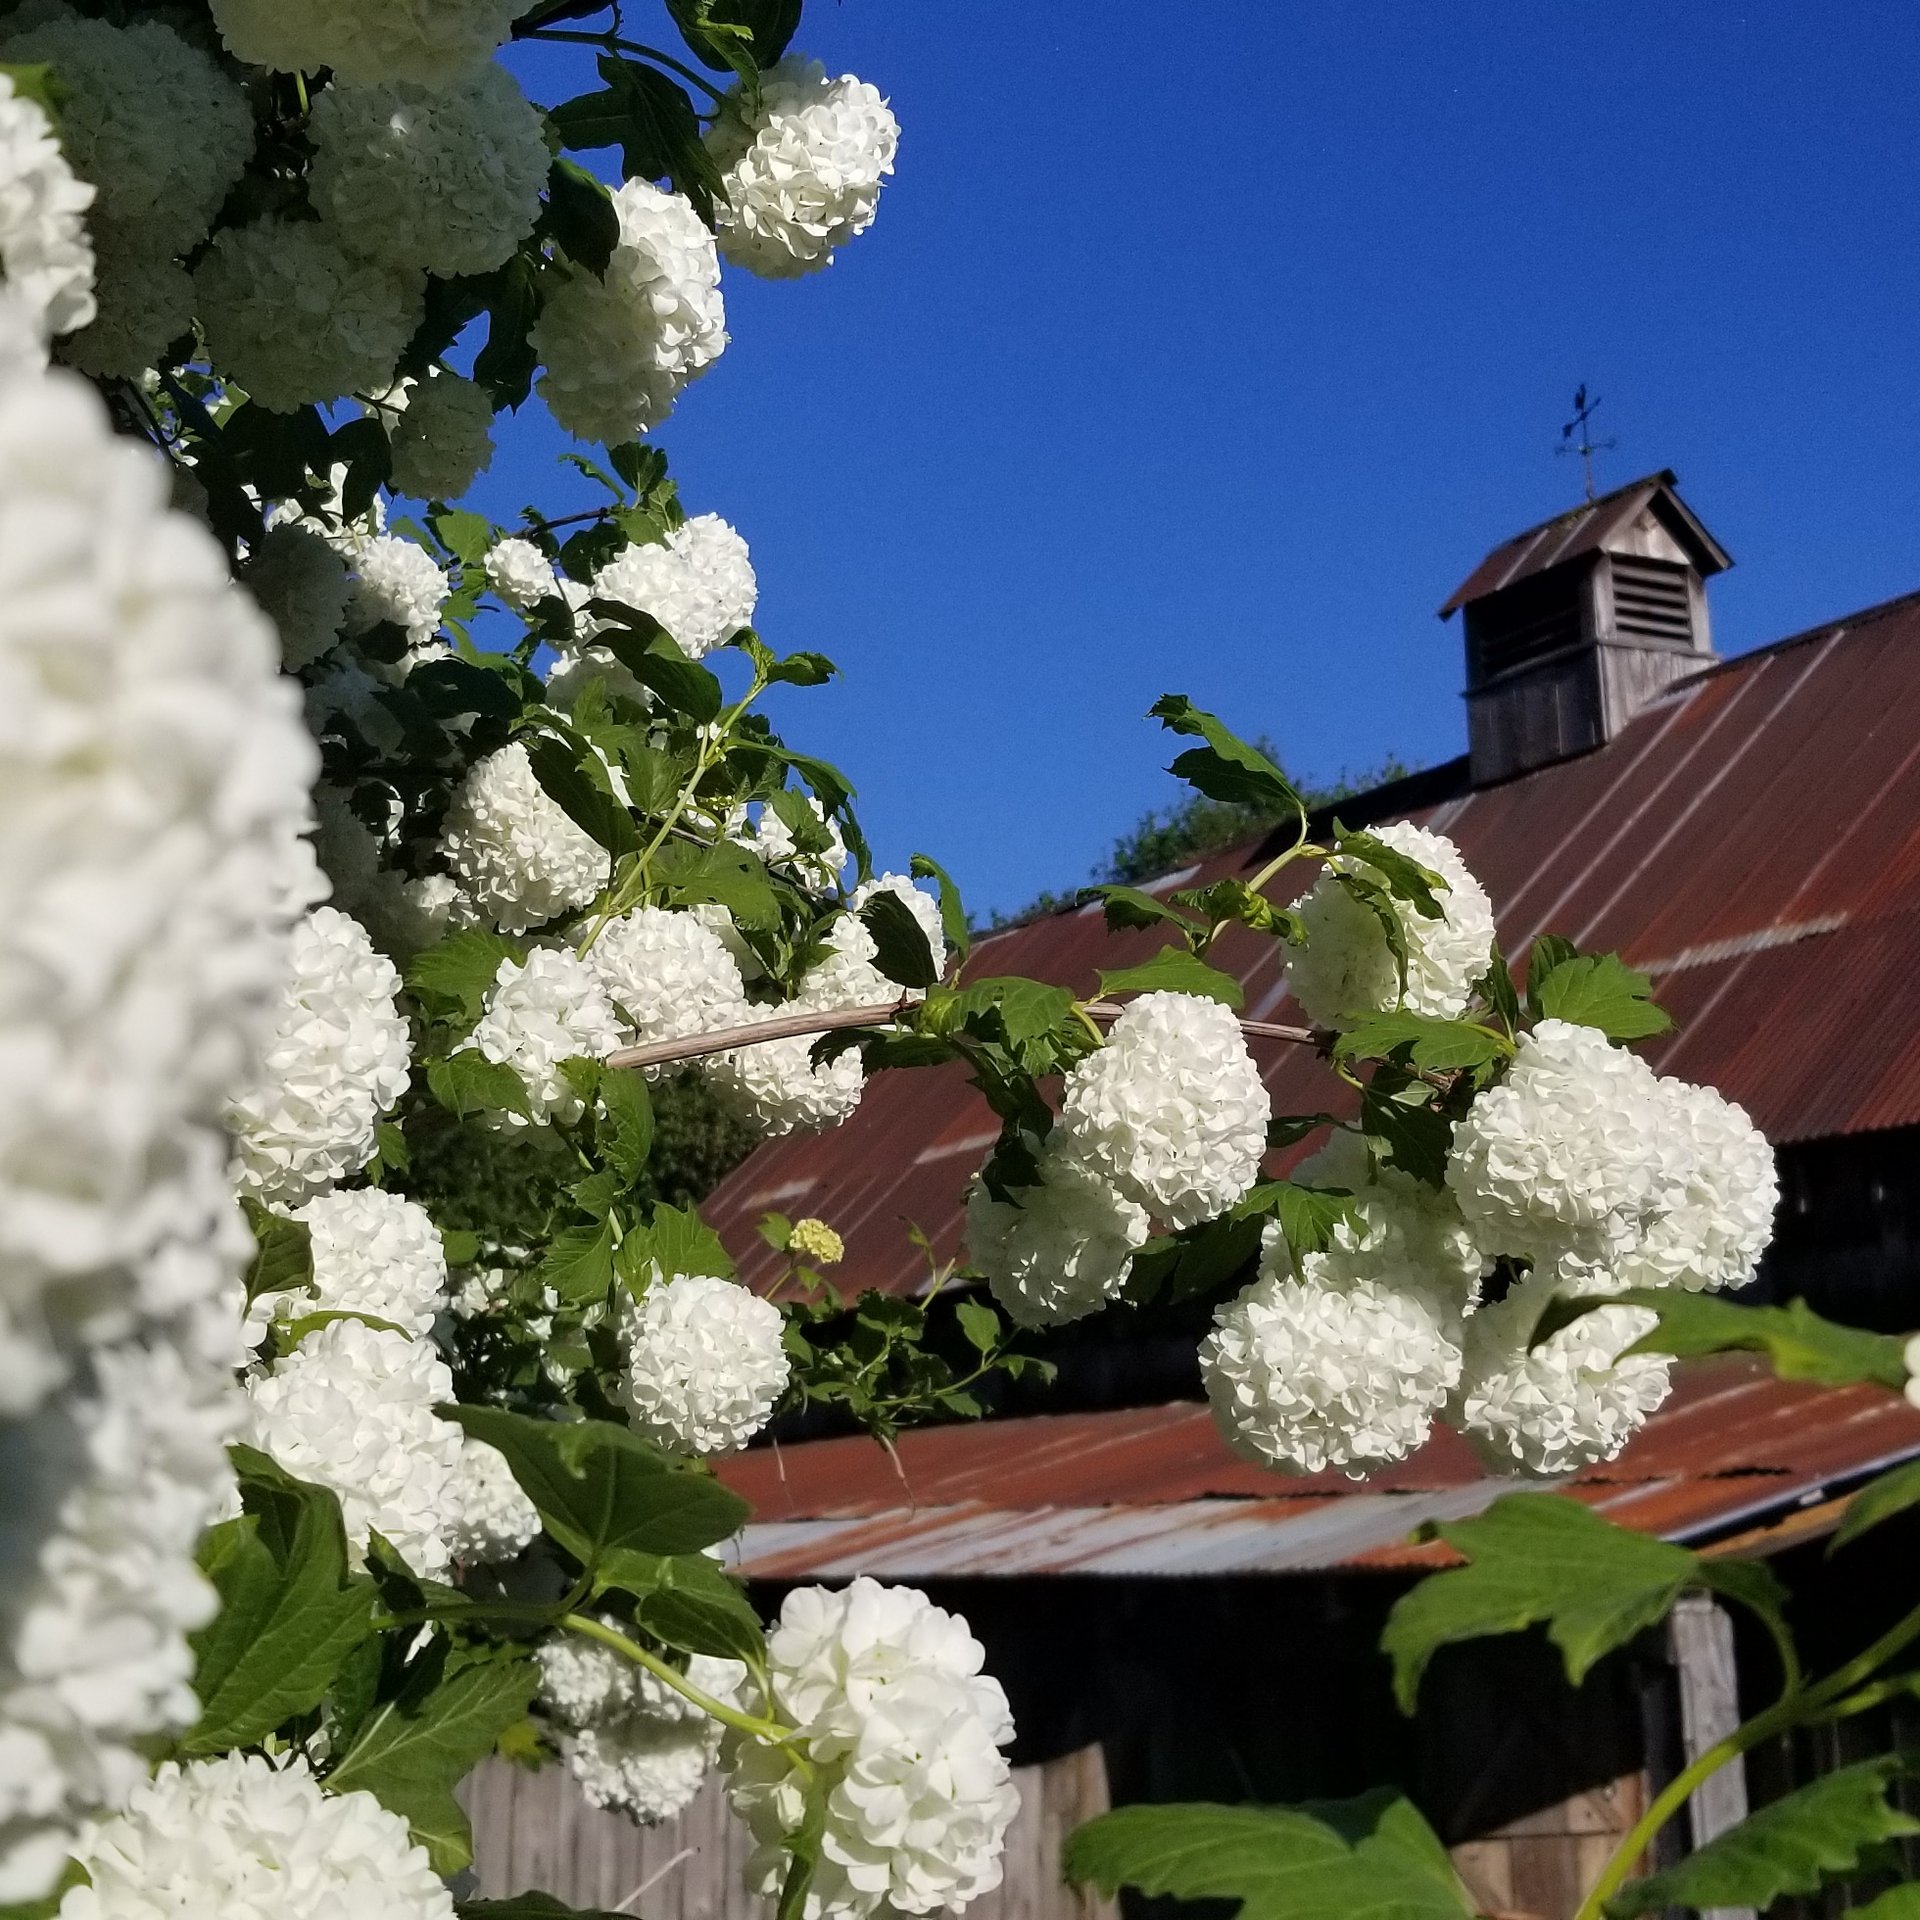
[1440,471,1732,786]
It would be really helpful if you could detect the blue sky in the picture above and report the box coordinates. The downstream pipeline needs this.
[481,2,1920,919]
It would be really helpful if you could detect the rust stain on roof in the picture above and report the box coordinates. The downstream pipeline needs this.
[716,1358,1920,1580]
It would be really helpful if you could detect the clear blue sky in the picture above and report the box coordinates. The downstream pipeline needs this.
[479,2,1920,920]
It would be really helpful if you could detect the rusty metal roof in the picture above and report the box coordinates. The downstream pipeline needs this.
[1437,469,1732,615]
[704,587,1920,1300]
[717,1357,1920,1579]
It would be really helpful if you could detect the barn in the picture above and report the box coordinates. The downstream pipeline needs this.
[465,475,1920,1920]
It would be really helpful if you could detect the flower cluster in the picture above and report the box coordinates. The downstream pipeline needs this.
[460,950,624,1126]
[439,743,609,934]
[228,907,412,1205]
[1053,992,1270,1229]
[57,1751,455,1920]
[209,0,519,90]
[707,58,900,278]
[587,512,758,659]
[0,70,96,346]
[533,178,728,445]
[308,66,547,279]
[725,1581,1019,1920]
[589,906,751,1069]
[966,1150,1149,1328]
[616,1271,791,1455]
[537,1624,741,1825]
[246,1187,449,1341]
[241,1318,464,1577]
[1285,822,1496,1028]
[445,1434,540,1566]
[384,370,499,503]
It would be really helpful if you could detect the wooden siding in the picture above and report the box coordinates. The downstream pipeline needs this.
[459,1744,1119,1920]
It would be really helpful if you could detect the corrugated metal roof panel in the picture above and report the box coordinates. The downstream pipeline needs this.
[718,1358,1920,1579]
[703,586,1920,1295]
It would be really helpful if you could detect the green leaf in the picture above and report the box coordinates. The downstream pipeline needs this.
[523,734,636,858]
[1360,1083,1453,1187]
[430,508,493,564]
[427,1051,530,1121]
[239,1197,313,1307]
[586,607,726,722]
[1533,1290,1909,1391]
[1610,1756,1920,1917]
[653,839,780,930]
[1237,1181,1362,1259]
[956,1298,1001,1354]
[1382,1494,1709,1713]
[443,1406,750,1568]
[1333,824,1447,919]
[407,928,523,1027]
[597,1069,654,1180]
[0,60,66,120]
[1064,1790,1473,1920]
[1149,695,1308,821]
[909,852,972,967]
[859,888,940,991]
[550,56,725,216]
[777,1775,833,1920]
[1088,884,1204,936]
[1851,1888,1920,1920]
[1833,1458,1920,1552]
[540,156,620,277]
[1334,1011,1507,1071]
[537,1218,616,1307]
[619,1201,736,1285]
[629,1552,768,1663]
[185,1447,373,1752]
[1531,952,1672,1041]
[1097,945,1246,1010]
[471,255,543,408]
[1474,954,1522,1032]
[1525,933,1580,1017]
[326,1640,538,1875]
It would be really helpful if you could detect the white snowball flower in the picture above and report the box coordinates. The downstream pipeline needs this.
[706,57,899,279]
[0,69,95,343]
[617,1272,790,1455]
[240,523,352,672]
[439,741,609,933]
[194,219,425,413]
[1285,821,1497,1029]
[445,1435,539,1565]
[802,873,948,1010]
[537,1614,641,1728]
[1445,1019,1674,1274]
[590,513,757,659]
[57,224,192,381]
[707,975,867,1138]
[1451,1273,1672,1475]
[0,363,315,1399]
[0,11,252,255]
[965,1151,1148,1328]
[725,1579,1018,1920]
[1904,1333,1920,1415]
[1270,1129,1487,1314]
[460,949,623,1126]
[57,1751,454,1920]
[1,1327,240,1906]
[243,1318,463,1576]
[532,179,726,445]
[228,906,412,1206]
[1053,992,1270,1229]
[740,794,848,887]
[246,1187,449,1340]
[383,370,497,501]
[310,65,547,278]
[588,905,751,1074]
[483,536,559,614]
[1202,1260,1462,1478]
[340,529,450,655]
[1610,1078,1777,1294]
[561,1653,739,1824]
[210,0,519,89]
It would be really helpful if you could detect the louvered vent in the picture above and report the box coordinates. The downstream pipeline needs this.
[1612,555,1695,647]
[1467,568,1583,681]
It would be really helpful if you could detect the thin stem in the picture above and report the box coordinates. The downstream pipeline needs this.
[602,999,1316,1075]
[559,1612,804,1763]
[523,26,730,99]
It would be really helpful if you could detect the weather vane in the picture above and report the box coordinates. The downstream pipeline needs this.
[1557,384,1615,502]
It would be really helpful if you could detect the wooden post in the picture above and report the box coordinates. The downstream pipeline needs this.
[1665,1593,1753,1920]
